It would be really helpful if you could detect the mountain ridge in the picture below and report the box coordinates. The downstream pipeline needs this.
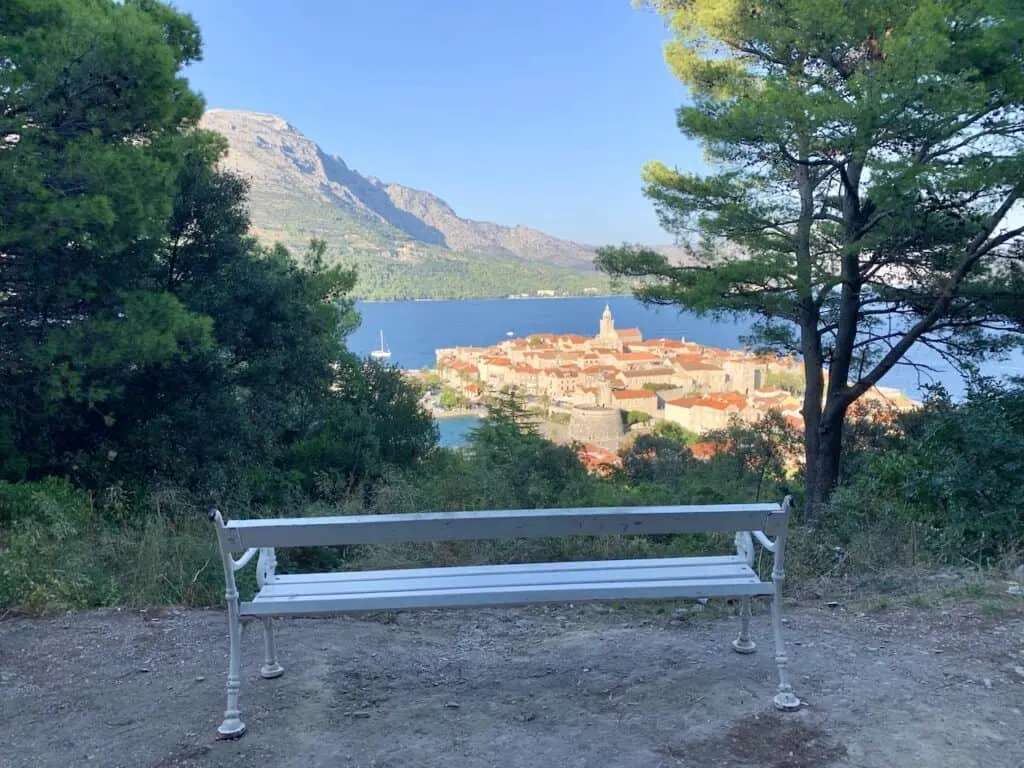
[200,109,600,271]
[199,109,694,299]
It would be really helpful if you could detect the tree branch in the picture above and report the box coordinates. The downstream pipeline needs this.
[833,186,1024,412]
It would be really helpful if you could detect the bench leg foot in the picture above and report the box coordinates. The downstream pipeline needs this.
[260,617,285,679]
[218,584,247,738]
[731,597,757,654]
[217,717,246,740]
[769,593,800,710]
[773,691,801,711]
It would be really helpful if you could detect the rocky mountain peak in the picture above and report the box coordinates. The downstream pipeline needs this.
[199,109,598,269]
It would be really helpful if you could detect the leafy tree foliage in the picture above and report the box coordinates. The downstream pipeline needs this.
[651,420,699,445]
[438,386,465,411]
[621,434,695,490]
[624,410,653,426]
[598,0,1024,513]
[703,412,802,503]
[623,412,797,504]
[0,0,436,504]
[828,378,1024,561]
[2,0,208,479]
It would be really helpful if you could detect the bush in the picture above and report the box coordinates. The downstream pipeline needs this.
[822,378,1024,565]
[0,480,225,613]
[624,410,651,426]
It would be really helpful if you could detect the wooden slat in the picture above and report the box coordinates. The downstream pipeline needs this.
[269,554,748,586]
[224,503,784,550]
[256,560,756,598]
[240,577,771,617]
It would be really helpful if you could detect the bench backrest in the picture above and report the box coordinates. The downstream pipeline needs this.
[218,502,787,551]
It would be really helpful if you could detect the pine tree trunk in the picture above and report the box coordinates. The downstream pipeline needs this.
[803,410,844,519]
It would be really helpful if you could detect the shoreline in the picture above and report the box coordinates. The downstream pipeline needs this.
[430,408,488,420]
[357,293,626,305]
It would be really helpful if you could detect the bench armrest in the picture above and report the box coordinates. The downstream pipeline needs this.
[232,547,259,571]
[735,495,793,571]
[210,509,279,590]
[751,530,777,553]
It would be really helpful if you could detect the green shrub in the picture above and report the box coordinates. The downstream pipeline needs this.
[0,480,225,613]
[823,379,1024,565]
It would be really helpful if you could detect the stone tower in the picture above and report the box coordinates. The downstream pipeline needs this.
[598,304,615,341]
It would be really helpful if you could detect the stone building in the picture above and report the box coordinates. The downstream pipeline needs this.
[610,389,659,417]
[664,392,753,434]
[671,360,729,392]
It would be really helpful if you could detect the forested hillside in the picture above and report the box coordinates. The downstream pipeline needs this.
[200,109,616,300]
[0,0,436,504]
[1,0,1023,615]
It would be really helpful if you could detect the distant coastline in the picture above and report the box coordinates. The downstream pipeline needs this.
[431,407,487,420]
[350,296,1015,402]
[357,293,622,305]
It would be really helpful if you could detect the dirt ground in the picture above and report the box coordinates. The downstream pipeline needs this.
[2,591,1023,768]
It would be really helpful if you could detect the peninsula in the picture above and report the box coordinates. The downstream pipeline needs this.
[421,306,918,466]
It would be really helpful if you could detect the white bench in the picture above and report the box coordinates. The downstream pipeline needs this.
[209,497,801,738]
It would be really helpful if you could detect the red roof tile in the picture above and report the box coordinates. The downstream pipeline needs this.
[611,389,658,400]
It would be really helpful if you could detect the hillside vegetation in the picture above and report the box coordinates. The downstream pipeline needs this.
[2,0,1023,616]
[200,109,617,300]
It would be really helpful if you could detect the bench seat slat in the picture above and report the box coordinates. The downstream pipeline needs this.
[259,560,754,597]
[268,554,749,586]
[241,579,770,616]
[240,558,771,616]
[224,503,783,550]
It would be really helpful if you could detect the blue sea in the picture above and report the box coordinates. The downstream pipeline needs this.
[348,296,1024,445]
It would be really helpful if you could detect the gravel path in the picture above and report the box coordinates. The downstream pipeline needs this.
[1,598,1022,767]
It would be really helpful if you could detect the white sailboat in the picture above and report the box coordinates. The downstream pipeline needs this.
[370,330,391,360]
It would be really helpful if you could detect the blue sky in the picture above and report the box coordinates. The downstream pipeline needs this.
[171,0,704,245]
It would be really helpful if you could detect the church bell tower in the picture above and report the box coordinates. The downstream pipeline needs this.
[599,304,615,341]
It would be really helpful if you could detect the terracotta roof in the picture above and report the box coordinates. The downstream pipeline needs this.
[699,398,738,411]
[751,395,788,409]
[615,352,659,362]
[620,367,674,378]
[690,441,726,460]
[611,389,657,401]
[576,444,623,475]
[666,396,706,409]
[667,392,745,411]
[708,392,748,408]
[675,361,724,372]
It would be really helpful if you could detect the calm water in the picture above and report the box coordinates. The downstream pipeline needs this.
[437,415,481,448]
[349,296,1024,402]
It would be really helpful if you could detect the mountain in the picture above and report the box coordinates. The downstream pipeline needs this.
[199,109,613,299]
